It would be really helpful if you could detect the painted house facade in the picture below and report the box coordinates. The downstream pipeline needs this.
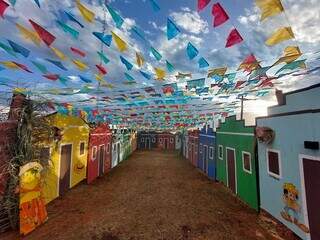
[256,84,320,240]
[111,131,121,168]
[157,132,175,150]
[188,129,199,167]
[137,131,158,150]
[130,130,137,153]
[216,116,259,211]
[175,133,182,151]
[182,131,189,159]
[199,125,216,180]
[43,113,90,204]
[87,123,112,184]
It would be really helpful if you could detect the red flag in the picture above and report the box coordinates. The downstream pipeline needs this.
[70,47,86,57]
[225,28,243,48]
[212,3,229,27]
[43,74,59,81]
[0,0,9,18]
[12,62,33,73]
[95,64,107,75]
[198,0,210,11]
[29,19,56,46]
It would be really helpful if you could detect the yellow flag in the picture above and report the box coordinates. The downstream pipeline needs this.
[13,88,27,94]
[136,52,144,67]
[51,47,67,61]
[95,73,104,82]
[265,27,294,46]
[76,0,95,23]
[0,61,19,69]
[111,31,127,52]
[273,46,302,65]
[16,23,41,46]
[256,0,284,21]
[72,59,88,71]
[207,67,227,78]
[154,67,166,80]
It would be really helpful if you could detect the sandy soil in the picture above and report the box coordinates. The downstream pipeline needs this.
[2,150,298,240]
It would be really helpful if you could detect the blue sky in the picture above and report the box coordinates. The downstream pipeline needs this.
[0,0,319,126]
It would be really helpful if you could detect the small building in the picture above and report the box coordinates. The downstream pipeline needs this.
[157,132,175,150]
[216,116,259,211]
[43,113,90,204]
[111,130,121,168]
[188,129,199,167]
[199,125,216,180]
[137,131,158,150]
[87,123,112,184]
[256,84,320,240]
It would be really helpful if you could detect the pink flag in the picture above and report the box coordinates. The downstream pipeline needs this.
[71,47,86,57]
[96,64,107,75]
[198,0,210,11]
[29,19,56,46]
[13,62,33,73]
[225,28,243,48]
[0,0,9,18]
[212,3,229,27]
[43,74,59,81]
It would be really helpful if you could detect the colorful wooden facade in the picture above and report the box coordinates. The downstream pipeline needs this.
[157,132,175,150]
[87,123,112,184]
[137,131,158,150]
[216,116,259,211]
[199,125,216,180]
[111,131,121,168]
[188,129,199,167]
[43,113,90,204]
[256,84,320,240]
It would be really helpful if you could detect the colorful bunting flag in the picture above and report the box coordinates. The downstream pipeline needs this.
[29,19,56,46]
[273,46,302,65]
[79,75,92,83]
[65,11,84,28]
[31,60,48,73]
[124,72,135,81]
[0,41,16,56]
[167,18,180,40]
[0,61,20,69]
[154,67,166,80]
[92,32,112,47]
[97,51,110,64]
[207,67,227,78]
[7,40,30,57]
[0,0,9,18]
[275,59,306,74]
[265,27,294,46]
[43,74,59,81]
[187,78,205,89]
[72,59,88,71]
[12,61,32,73]
[225,28,243,48]
[238,54,260,73]
[111,31,127,52]
[106,4,124,29]
[150,47,162,61]
[166,60,175,72]
[140,70,151,80]
[212,3,229,27]
[56,20,79,39]
[256,0,284,21]
[136,52,144,67]
[96,64,107,75]
[120,56,133,70]
[198,0,210,11]
[51,47,67,61]
[176,72,192,79]
[33,0,40,8]
[46,59,68,71]
[76,0,95,23]
[149,0,160,12]
[15,23,41,46]
[186,42,199,60]
[9,0,16,6]
[131,26,146,41]
[198,57,209,68]
[71,47,86,57]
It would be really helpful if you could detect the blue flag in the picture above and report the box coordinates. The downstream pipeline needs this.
[149,0,160,12]
[131,26,146,41]
[46,59,68,71]
[120,56,133,70]
[106,4,124,29]
[151,47,162,61]
[34,0,40,8]
[198,57,209,68]
[93,32,112,46]
[7,40,30,58]
[167,18,180,40]
[65,11,84,28]
[79,75,93,83]
[140,70,151,80]
[124,72,135,81]
[166,60,175,72]
[186,42,198,60]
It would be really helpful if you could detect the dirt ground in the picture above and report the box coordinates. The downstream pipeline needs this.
[2,150,298,240]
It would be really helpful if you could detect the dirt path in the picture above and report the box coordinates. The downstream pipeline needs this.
[2,150,293,240]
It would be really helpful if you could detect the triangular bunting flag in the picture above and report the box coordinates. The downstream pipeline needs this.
[275,59,306,74]
[7,40,30,57]
[56,20,79,39]
[93,32,112,47]
[29,19,56,46]
[31,60,48,73]
[149,0,160,12]
[265,27,294,46]
[212,3,229,27]
[65,11,84,28]
[198,57,209,68]
[225,28,243,48]
[166,60,175,72]
[167,18,180,40]
[72,59,88,71]
[76,0,95,23]
[186,42,199,60]
[150,47,162,61]
[198,0,210,11]
[79,75,92,83]
[15,23,41,46]
[154,67,166,80]
[111,31,127,52]
[106,4,124,29]
[71,47,86,57]
[273,46,302,65]
[51,46,67,61]
[140,70,151,80]
[120,56,133,70]
[256,0,284,21]
[136,52,144,67]
[33,0,40,8]
[46,59,68,71]
[97,51,110,64]
[0,0,9,18]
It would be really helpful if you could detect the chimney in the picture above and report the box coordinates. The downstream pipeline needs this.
[275,89,285,106]
[8,93,27,121]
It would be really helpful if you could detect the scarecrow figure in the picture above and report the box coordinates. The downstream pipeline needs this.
[280,183,309,233]
[19,162,48,235]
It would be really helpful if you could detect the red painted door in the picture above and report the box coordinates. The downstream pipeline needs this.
[59,144,71,195]
[303,158,320,240]
[87,146,99,184]
[227,148,236,194]
[104,142,111,173]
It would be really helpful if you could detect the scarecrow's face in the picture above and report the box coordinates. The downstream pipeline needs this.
[21,168,40,190]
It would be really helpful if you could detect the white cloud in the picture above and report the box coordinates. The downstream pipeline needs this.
[170,8,209,35]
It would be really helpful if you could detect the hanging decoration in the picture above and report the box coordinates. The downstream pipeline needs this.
[256,0,284,21]
[198,0,211,11]
[265,27,294,46]
[225,28,243,48]
[111,31,127,52]
[29,19,56,46]
[167,18,180,40]
[76,0,95,23]
[0,0,9,18]
[186,42,199,60]
[212,3,229,27]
